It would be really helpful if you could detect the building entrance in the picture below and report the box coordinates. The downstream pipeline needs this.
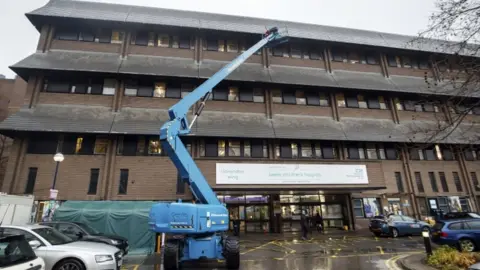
[217,193,350,233]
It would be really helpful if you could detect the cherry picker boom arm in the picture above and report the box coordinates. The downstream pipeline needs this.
[160,27,288,205]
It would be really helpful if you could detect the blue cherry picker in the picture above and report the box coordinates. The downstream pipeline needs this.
[148,27,288,270]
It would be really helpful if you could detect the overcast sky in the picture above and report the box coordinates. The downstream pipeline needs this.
[0,0,437,79]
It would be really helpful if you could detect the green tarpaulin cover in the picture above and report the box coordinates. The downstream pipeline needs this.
[53,201,157,255]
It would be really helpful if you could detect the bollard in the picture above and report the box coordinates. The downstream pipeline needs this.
[422,230,433,257]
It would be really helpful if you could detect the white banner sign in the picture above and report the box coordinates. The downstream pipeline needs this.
[216,163,368,185]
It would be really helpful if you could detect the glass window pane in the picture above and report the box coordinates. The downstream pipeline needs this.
[148,138,162,155]
[218,140,226,157]
[358,95,368,108]
[291,143,298,158]
[102,79,116,95]
[336,93,346,107]
[158,34,170,47]
[228,140,241,157]
[244,141,251,157]
[154,82,166,98]
[272,89,282,103]
[366,143,378,159]
[296,90,306,105]
[228,87,239,101]
[253,88,264,103]
[301,142,313,158]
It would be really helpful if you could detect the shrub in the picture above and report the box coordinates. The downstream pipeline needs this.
[426,245,479,270]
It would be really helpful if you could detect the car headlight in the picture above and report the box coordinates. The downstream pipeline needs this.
[95,255,113,263]
[110,239,120,245]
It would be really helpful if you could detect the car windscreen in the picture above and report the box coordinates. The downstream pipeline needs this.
[0,235,37,267]
[32,227,74,245]
[74,222,100,235]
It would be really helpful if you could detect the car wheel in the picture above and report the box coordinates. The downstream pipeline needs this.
[459,238,476,252]
[390,228,399,238]
[54,258,85,270]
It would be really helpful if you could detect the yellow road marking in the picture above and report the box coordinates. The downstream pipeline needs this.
[329,250,421,259]
[376,246,384,254]
[240,240,277,255]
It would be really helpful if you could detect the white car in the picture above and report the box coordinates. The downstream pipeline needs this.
[0,224,123,270]
[0,234,45,270]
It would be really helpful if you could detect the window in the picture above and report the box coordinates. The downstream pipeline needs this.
[228,141,241,157]
[300,142,313,158]
[385,145,398,160]
[124,80,138,96]
[331,48,347,62]
[471,172,480,191]
[439,172,449,192]
[27,135,58,154]
[353,199,364,217]
[466,220,480,230]
[429,172,439,192]
[24,168,38,194]
[55,28,78,41]
[154,82,166,98]
[365,54,377,65]
[345,94,359,108]
[448,222,464,230]
[148,138,164,155]
[206,38,218,51]
[87,169,99,195]
[442,147,455,161]
[177,172,185,194]
[386,55,398,67]
[179,36,190,49]
[118,169,129,195]
[228,87,239,101]
[464,149,478,161]
[271,90,282,103]
[276,141,335,159]
[296,91,306,105]
[94,136,108,155]
[395,172,404,193]
[213,88,228,101]
[453,172,463,192]
[165,83,181,99]
[415,172,425,193]
[305,91,329,106]
[282,90,296,104]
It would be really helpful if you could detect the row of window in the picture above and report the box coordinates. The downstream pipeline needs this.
[39,78,480,114]
[24,167,186,196]
[42,79,116,95]
[26,135,480,162]
[414,171,464,193]
[55,28,124,44]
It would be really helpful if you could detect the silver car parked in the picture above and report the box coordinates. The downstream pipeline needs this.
[0,224,123,270]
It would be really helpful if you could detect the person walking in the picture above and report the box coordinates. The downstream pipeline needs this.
[315,212,323,234]
[300,210,309,240]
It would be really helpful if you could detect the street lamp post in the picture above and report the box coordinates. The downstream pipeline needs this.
[47,152,64,222]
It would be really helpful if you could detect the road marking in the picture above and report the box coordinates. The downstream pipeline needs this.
[328,251,421,259]
[376,246,384,254]
[240,240,277,255]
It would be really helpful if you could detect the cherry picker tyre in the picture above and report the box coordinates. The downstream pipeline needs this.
[164,240,180,270]
[224,236,240,269]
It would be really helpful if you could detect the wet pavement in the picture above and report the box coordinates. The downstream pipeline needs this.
[121,234,427,270]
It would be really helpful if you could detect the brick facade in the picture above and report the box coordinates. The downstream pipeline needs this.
[2,1,480,229]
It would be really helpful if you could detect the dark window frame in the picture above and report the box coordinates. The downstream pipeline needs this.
[429,172,439,192]
[415,172,425,193]
[24,167,38,194]
[395,172,405,193]
[439,172,449,192]
[118,169,129,195]
[87,168,100,195]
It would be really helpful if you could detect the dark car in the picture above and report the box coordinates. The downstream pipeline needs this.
[441,212,480,220]
[369,214,431,238]
[38,221,129,255]
[431,219,480,252]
